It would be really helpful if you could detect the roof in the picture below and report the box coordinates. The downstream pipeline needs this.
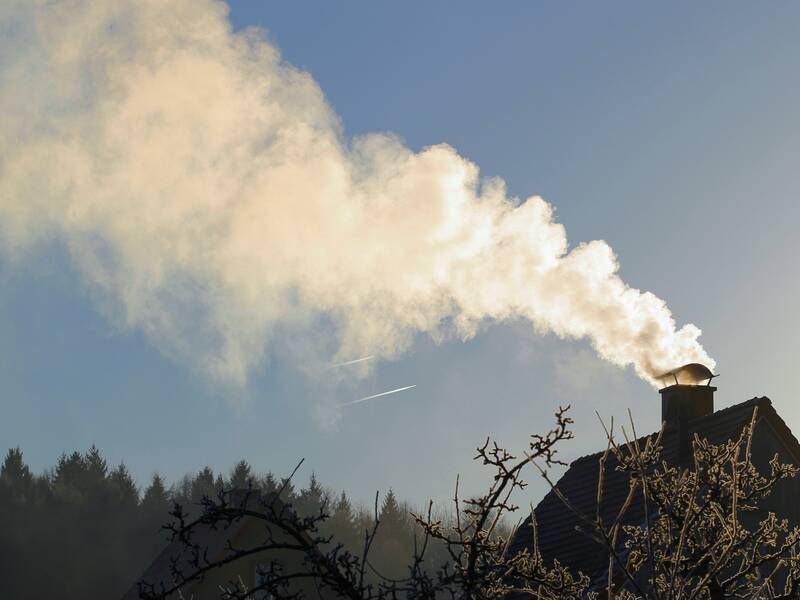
[121,491,290,600]
[505,397,800,596]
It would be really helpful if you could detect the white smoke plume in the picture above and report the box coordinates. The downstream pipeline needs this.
[0,0,714,389]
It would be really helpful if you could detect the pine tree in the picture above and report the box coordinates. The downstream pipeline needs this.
[277,476,296,503]
[102,463,140,596]
[191,466,217,503]
[109,463,139,507]
[53,450,87,488]
[355,505,375,534]
[297,472,327,516]
[0,448,37,597]
[52,451,87,505]
[229,459,254,489]
[374,489,412,579]
[171,473,194,507]
[82,445,112,514]
[0,447,33,494]
[84,444,108,486]
[328,491,360,551]
[260,471,279,496]
[379,489,405,532]
[142,473,170,516]
[140,473,171,553]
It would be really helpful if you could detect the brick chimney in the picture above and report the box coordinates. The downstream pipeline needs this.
[658,363,717,465]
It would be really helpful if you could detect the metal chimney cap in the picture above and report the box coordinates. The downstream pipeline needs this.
[658,363,717,387]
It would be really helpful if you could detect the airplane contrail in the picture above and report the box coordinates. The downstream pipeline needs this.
[332,355,374,368]
[342,385,417,406]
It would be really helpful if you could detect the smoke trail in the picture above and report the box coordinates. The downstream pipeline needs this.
[0,0,714,388]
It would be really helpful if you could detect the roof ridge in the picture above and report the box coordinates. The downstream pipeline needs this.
[509,395,795,583]
[566,397,772,467]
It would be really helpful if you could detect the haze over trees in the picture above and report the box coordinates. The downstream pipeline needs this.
[5,407,800,599]
[137,409,800,600]
[0,447,433,599]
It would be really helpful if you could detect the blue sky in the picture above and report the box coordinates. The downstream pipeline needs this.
[1,1,799,508]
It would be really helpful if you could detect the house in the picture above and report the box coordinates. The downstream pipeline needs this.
[121,492,325,600]
[505,364,800,596]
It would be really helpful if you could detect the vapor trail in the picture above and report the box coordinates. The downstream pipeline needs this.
[343,385,417,407]
[332,356,375,368]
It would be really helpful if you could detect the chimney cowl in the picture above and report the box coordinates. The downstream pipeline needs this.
[657,362,716,387]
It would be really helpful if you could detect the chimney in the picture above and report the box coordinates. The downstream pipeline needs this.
[660,384,716,424]
[657,363,717,465]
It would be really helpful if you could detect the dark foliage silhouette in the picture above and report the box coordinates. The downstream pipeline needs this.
[137,407,800,600]
[3,405,800,599]
[0,446,430,599]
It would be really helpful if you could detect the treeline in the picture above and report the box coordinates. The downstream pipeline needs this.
[0,446,453,599]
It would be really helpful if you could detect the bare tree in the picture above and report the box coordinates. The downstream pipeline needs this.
[138,406,800,600]
[528,408,800,599]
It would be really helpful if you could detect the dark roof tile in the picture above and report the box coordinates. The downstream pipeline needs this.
[506,397,798,592]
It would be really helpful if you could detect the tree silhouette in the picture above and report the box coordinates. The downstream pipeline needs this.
[53,450,87,497]
[191,466,217,504]
[297,472,327,516]
[85,444,109,488]
[1,447,33,503]
[229,460,254,489]
[329,490,360,551]
[372,488,412,579]
[0,446,429,599]
[261,471,280,496]
[142,473,170,517]
[137,407,800,600]
[110,463,140,507]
